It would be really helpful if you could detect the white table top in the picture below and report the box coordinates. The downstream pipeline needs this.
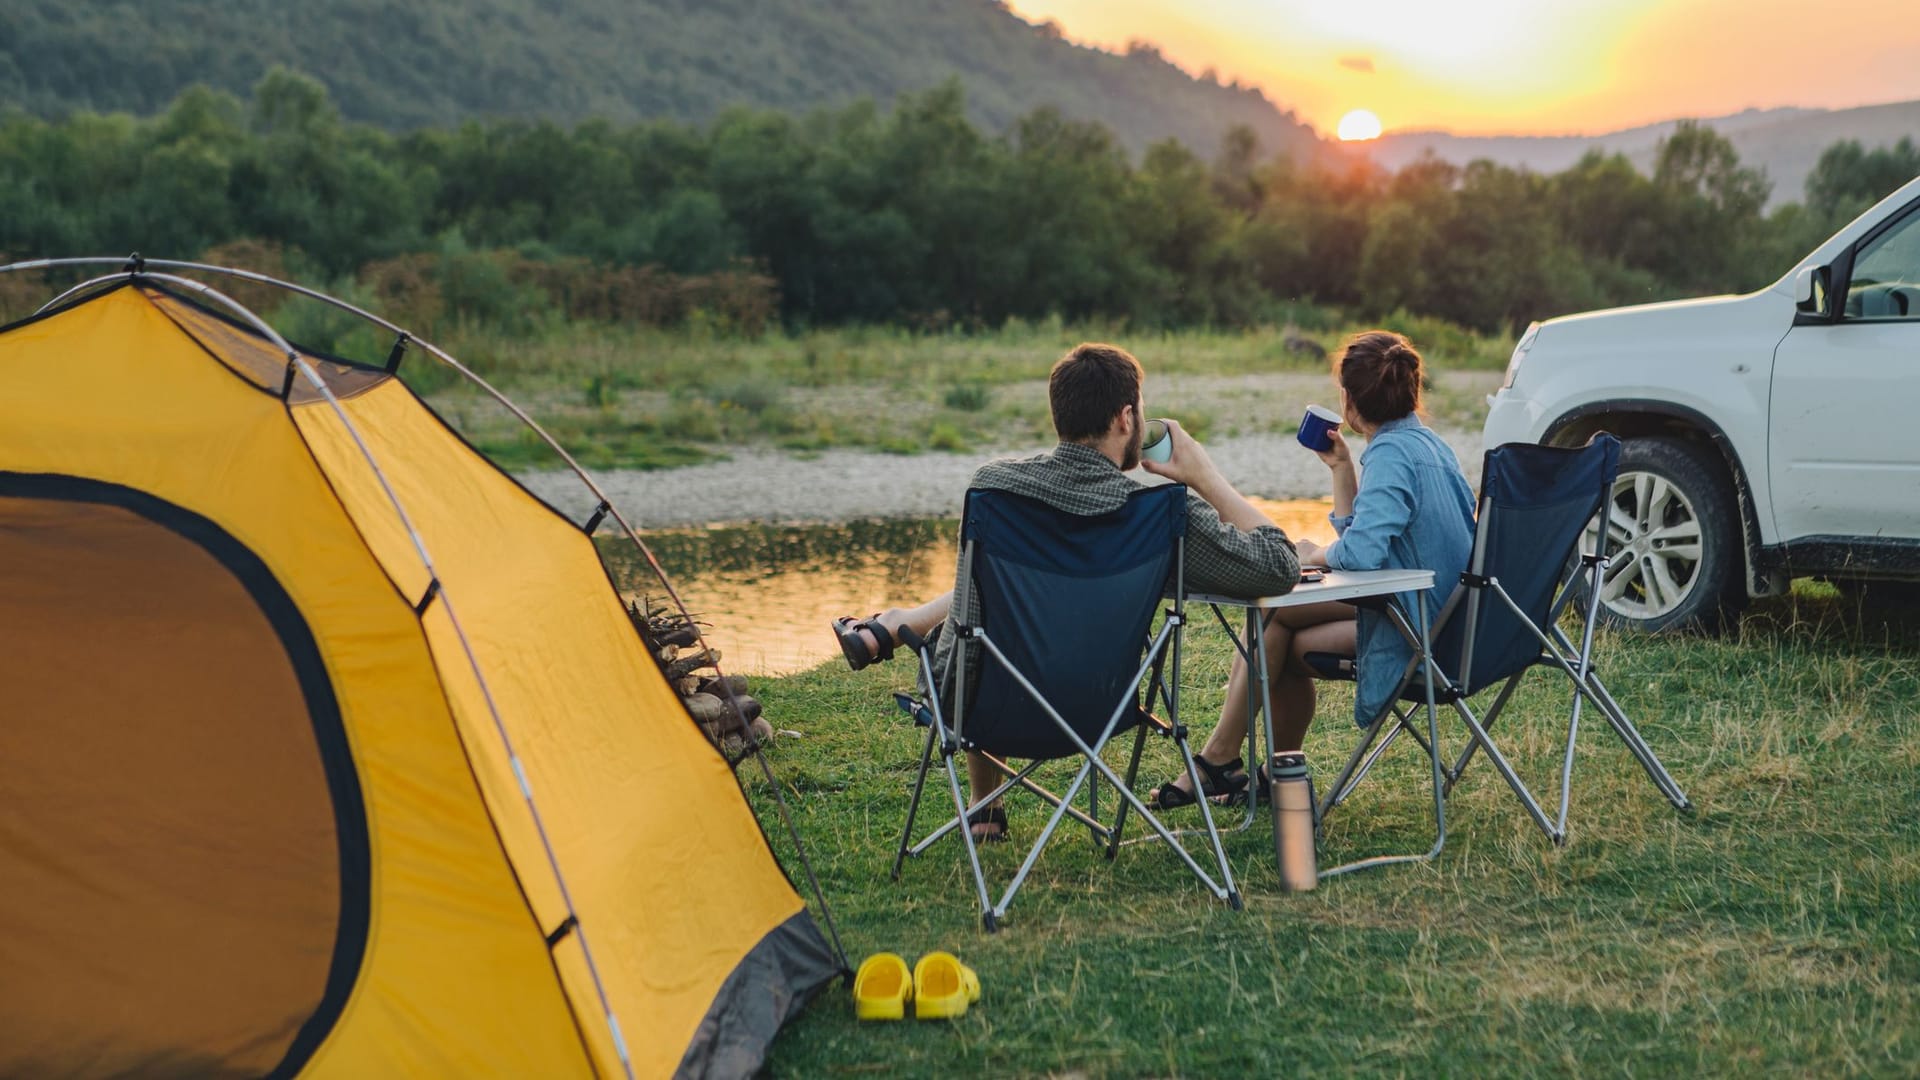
[1189,567,1435,609]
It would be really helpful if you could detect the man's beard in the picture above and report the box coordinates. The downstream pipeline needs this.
[1121,439,1142,471]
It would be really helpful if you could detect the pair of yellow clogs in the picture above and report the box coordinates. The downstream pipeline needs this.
[853,951,980,1021]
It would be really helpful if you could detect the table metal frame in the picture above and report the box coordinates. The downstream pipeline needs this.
[1189,567,1446,880]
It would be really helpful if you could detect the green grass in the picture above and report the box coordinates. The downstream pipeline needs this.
[428,315,1512,393]
[742,587,1920,1076]
[413,316,1514,469]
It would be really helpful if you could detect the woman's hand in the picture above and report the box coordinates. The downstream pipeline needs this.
[1320,426,1358,519]
[1314,429,1354,470]
[1294,537,1325,565]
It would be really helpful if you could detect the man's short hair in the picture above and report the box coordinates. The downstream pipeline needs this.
[1050,343,1142,442]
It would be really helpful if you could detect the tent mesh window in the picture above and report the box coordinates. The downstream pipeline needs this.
[0,484,355,1077]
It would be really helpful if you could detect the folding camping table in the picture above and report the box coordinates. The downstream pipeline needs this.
[1189,567,1441,880]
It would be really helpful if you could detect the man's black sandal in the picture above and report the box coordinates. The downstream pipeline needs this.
[1148,755,1248,810]
[967,804,1011,843]
[830,614,896,671]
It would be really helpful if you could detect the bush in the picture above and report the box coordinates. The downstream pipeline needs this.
[583,375,618,409]
[708,377,784,415]
[942,382,992,411]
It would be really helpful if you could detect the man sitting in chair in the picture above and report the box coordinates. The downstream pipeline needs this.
[830,342,1300,841]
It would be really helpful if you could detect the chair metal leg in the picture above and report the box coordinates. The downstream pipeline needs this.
[892,719,939,880]
[1174,726,1241,909]
[995,760,1100,920]
[940,742,995,931]
[1397,710,1441,761]
[1444,672,1525,794]
[1108,725,1149,859]
[1322,592,1447,878]
[1539,604,1690,810]
[1551,568,1609,839]
[972,632,1236,906]
[1337,717,1405,805]
[910,756,1112,856]
[1485,580,1692,835]
[1319,711,1392,820]
[1576,663,1691,810]
[1086,767,1101,845]
[1450,698,1560,842]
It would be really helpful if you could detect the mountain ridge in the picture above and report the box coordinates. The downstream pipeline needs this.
[1364,99,1920,205]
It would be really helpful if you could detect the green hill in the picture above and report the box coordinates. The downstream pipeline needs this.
[0,0,1324,160]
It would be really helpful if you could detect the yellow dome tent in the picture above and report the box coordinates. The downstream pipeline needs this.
[0,262,843,1078]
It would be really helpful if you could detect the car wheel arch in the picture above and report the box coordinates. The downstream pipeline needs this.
[1540,401,1778,598]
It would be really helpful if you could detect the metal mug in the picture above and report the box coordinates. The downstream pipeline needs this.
[1140,418,1173,464]
[1297,405,1342,452]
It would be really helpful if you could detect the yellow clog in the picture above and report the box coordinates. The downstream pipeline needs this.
[912,951,980,1020]
[853,953,912,1021]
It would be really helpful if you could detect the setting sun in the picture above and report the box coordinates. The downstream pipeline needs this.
[1006,0,1920,137]
[1337,109,1383,141]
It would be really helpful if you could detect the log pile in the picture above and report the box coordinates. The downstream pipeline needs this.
[627,598,772,754]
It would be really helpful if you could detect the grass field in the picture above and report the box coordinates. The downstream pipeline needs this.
[417,313,1514,470]
[744,585,1919,1076]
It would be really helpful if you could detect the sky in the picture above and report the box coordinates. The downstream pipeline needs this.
[1005,0,1920,139]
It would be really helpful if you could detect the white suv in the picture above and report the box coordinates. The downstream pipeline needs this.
[1484,175,1920,631]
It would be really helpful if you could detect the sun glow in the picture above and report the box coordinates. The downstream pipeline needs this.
[1336,109,1383,141]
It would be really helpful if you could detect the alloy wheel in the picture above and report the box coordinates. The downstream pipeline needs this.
[1584,470,1704,622]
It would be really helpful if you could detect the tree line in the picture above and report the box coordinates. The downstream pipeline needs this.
[2,68,1916,335]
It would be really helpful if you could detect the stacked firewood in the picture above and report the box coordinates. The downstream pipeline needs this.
[627,598,772,753]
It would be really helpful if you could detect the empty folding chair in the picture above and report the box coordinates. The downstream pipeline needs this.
[890,484,1241,930]
[1313,434,1691,871]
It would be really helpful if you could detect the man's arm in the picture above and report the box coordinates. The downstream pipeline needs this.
[1142,419,1299,596]
[1139,418,1264,528]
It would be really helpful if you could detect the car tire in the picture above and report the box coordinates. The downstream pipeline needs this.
[1577,436,1747,633]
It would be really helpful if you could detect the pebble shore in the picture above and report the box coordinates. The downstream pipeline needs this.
[517,428,1486,530]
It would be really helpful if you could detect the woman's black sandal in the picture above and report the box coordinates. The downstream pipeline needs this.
[831,614,896,671]
[1148,755,1249,810]
[967,804,1011,843]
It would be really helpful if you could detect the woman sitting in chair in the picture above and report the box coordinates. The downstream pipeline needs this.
[1150,330,1476,808]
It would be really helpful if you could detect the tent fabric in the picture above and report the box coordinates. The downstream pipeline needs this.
[0,281,834,1078]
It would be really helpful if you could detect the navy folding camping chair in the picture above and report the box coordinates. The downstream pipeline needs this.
[1313,435,1691,872]
[890,484,1242,930]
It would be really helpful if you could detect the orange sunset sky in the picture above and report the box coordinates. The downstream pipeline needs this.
[1005,0,1920,138]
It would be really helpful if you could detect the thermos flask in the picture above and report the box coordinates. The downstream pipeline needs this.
[1271,752,1318,892]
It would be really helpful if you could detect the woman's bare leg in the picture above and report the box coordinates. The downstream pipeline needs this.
[1277,618,1358,749]
[1161,601,1354,796]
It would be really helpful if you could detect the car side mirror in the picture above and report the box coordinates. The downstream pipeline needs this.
[1794,265,1830,315]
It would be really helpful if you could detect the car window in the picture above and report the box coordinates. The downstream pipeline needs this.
[1844,205,1920,320]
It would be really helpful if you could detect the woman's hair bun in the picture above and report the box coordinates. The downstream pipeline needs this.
[1336,329,1424,426]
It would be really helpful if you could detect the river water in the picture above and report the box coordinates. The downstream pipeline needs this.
[601,498,1339,676]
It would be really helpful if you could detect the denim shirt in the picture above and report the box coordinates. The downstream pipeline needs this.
[1323,415,1476,724]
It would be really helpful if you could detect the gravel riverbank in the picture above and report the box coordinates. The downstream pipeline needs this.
[517,427,1487,529]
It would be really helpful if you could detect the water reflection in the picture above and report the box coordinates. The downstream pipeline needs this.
[602,498,1338,676]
